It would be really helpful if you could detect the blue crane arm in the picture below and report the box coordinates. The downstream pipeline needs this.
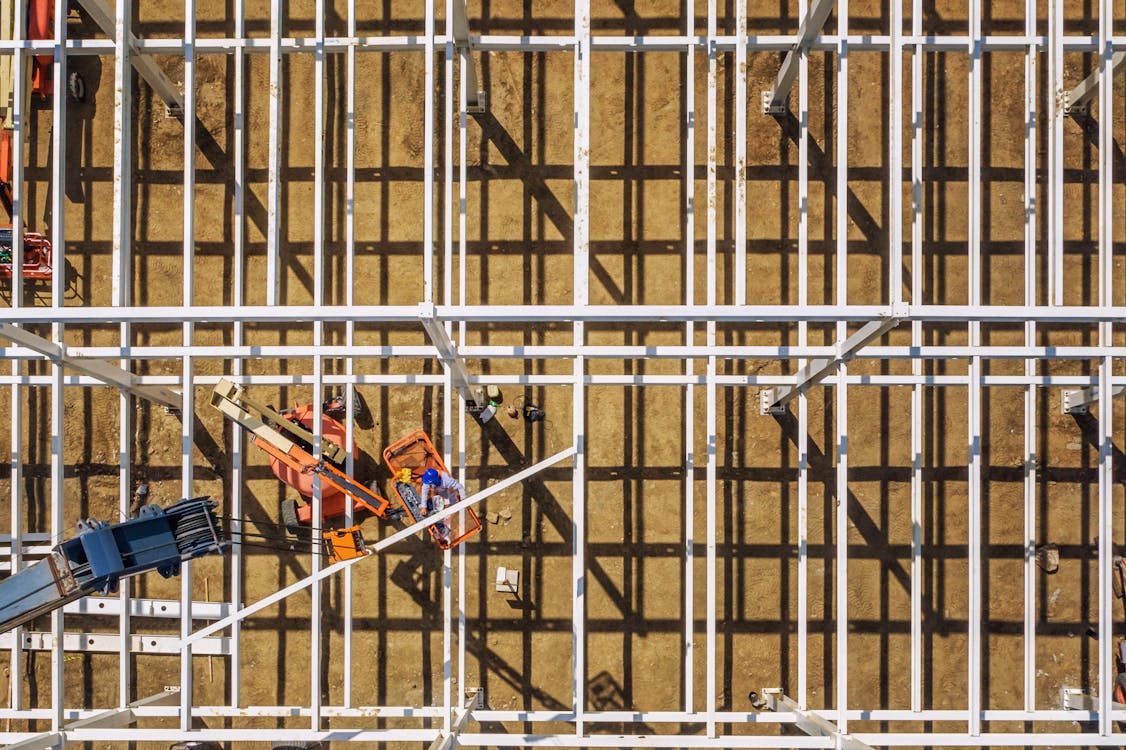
[0,497,227,634]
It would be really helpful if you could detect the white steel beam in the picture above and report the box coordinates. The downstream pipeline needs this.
[0,325,180,409]
[763,690,874,750]
[49,0,66,731]
[759,307,907,413]
[1067,51,1125,114]
[419,301,484,407]
[265,0,282,305]
[1061,384,1125,414]
[2,631,230,655]
[73,0,183,113]
[428,688,484,750]
[762,0,835,113]
[450,0,485,111]
[573,0,590,732]
[4,689,180,750]
[1047,0,1064,304]
[5,303,1126,325]
[1022,0,1038,712]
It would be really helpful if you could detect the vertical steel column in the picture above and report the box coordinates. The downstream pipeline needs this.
[7,0,25,706]
[229,0,247,707]
[310,352,323,727]
[1095,0,1114,732]
[342,0,356,710]
[682,0,696,712]
[440,0,455,730]
[796,0,810,709]
[966,0,982,735]
[9,0,24,297]
[49,0,67,731]
[180,0,198,727]
[834,365,848,732]
[1021,0,1037,712]
[1098,355,1114,734]
[908,0,922,714]
[266,0,282,305]
[733,0,746,304]
[888,0,902,301]
[310,0,326,727]
[423,0,435,303]
[8,360,20,715]
[111,0,134,706]
[1047,0,1064,305]
[111,0,131,311]
[572,0,590,735]
[456,8,469,702]
[834,0,848,731]
[704,0,718,734]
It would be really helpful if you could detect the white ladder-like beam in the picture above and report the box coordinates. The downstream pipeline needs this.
[0,324,181,410]
[73,0,184,114]
[760,305,907,414]
[761,0,835,114]
[5,688,180,750]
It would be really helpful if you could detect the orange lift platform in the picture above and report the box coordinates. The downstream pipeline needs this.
[383,429,482,550]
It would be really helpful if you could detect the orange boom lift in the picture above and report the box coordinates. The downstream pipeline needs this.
[210,379,479,551]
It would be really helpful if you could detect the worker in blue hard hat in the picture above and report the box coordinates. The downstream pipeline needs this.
[419,468,465,544]
[420,468,465,515]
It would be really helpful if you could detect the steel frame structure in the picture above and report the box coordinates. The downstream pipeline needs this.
[0,0,1123,746]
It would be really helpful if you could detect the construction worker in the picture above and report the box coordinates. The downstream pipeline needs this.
[420,468,465,515]
[419,468,463,545]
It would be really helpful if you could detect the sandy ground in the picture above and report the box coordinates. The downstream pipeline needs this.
[0,0,1124,747]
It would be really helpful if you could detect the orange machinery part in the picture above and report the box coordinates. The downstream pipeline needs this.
[251,430,392,525]
[28,0,53,96]
[267,406,353,501]
[0,227,53,279]
[382,429,482,550]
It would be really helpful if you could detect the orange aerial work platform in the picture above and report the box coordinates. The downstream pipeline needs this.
[383,429,482,550]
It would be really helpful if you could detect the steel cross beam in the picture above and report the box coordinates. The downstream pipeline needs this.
[0,324,181,410]
[419,301,486,408]
[428,688,484,750]
[181,447,575,647]
[1061,383,1125,414]
[73,0,184,114]
[761,0,835,114]
[762,689,875,750]
[450,0,486,112]
[759,307,906,414]
[1067,51,1126,115]
[5,688,180,750]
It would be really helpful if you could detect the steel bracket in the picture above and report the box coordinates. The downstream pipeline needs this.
[762,90,786,115]
[759,388,786,415]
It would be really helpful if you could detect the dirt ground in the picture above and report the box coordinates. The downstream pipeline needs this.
[0,0,1124,747]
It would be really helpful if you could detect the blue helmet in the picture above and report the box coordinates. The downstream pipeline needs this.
[422,468,441,486]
